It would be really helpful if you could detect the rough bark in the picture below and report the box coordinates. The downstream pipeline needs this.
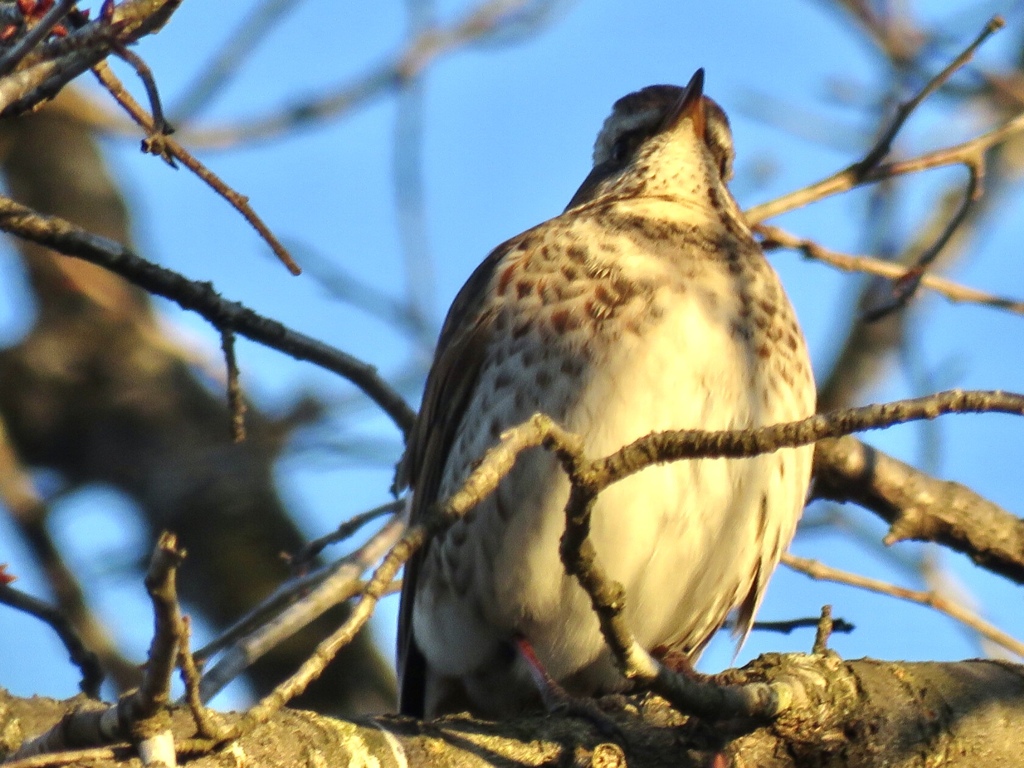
[814,435,1024,584]
[3,653,1023,767]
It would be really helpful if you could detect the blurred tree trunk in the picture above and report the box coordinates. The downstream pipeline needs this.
[0,96,395,716]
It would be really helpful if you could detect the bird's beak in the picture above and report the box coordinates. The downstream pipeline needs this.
[665,68,705,139]
[566,69,708,211]
[565,164,608,211]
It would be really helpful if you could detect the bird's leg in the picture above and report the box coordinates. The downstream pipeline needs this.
[514,635,569,708]
[514,636,626,741]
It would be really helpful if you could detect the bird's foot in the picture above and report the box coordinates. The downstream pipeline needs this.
[514,636,626,742]
[652,644,703,678]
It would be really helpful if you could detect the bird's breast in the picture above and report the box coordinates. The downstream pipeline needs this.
[412,205,814,689]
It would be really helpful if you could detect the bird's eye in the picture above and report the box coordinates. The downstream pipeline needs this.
[704,106,735,182]
[610,129,643,164]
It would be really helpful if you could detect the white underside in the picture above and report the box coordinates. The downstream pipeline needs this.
[411,198,815,713]
[413,276,814,698]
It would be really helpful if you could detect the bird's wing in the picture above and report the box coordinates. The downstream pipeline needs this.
[395,231,526,716]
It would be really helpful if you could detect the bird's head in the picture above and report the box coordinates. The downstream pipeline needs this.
[566,69,735,211]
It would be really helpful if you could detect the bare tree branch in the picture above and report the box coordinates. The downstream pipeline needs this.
[91,60,301,276]
[7,654,1024,767]
[783,553,1024,658]
[758,223,1024,318]
[0,410,137,691]
[0,583,102,698]
[0,194,416,436]
[813,435,1024,584]
[0,0,184,118]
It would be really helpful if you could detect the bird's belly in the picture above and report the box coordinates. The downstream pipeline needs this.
[413,285,814,693]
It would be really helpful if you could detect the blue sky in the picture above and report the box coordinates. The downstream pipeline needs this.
[2,0,1023,707]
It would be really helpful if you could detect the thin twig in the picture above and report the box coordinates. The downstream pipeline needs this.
[756,223,1024,317]
[853,15,1003,174]
[862,163,981,320]
[783,553,1024,658]
[750,615,855,636]
[219,328,247,443]
[112,43,170,134]
[289,499,403,571]
[746,16,1015,225]
[91,60,301,275]
[811,605,835,654]
[176,615,223,741]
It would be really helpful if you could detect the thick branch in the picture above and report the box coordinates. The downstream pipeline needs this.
[594,390,1024,483]
[5,653,1024,767]
[382,393,1024,722]
[813,435,1024,584]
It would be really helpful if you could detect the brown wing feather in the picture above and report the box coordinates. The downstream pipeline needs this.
[395,239,513,716]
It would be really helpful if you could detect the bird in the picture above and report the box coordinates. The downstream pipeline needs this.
[395,69,816,719]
